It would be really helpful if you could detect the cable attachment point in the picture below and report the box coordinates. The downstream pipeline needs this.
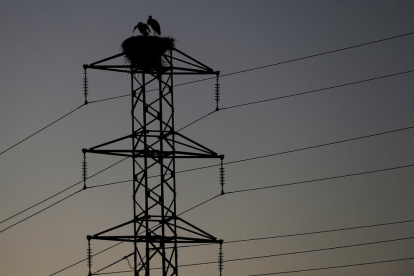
[215,72,220,111]
[87,236,92,276]
[218,240,224,276]
[83,68,89,105]
[82,149,88,189]
[219,155,225,195]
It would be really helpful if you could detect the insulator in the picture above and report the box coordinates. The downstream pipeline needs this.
[215,76,220,111]
[83,69,89,105]
[87,238,92,273]
[218,243,223,276]
[219,157,225,195]
[82,152,87,189]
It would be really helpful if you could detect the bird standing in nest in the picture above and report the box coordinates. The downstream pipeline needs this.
[147,16,161,36]
[133,22,151,36]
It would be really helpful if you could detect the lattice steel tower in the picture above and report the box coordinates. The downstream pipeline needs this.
[82,38,224,276]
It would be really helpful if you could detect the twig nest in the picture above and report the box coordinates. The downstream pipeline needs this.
[121,35,176,71]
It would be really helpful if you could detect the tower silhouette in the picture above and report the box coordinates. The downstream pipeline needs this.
[82,37,223,276]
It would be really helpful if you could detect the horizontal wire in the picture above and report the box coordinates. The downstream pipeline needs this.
[5,36,414,230]
[8,70,414,224]
[221,68,414,110]
[177,110,216,132]
[0,189,83,234]
[46,196,414,276]
[177,68,414,132]
[0,157,128,227]
[4,32,414,226]
[164,236,414,269]
[226,125,414,166]
[88,31,414,104]
[172,217,414,250]
[90,236,414,274]
[50,241,125,276]
[88,179,132,189]
[243,256,414,276]
[225,163,414,194]
[0,104,84,157]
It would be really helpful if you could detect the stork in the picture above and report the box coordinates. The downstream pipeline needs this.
[147,16,161,36]
[133,22,151,36]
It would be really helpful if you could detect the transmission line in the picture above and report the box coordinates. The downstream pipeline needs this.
[177,236,414,268]
[225,163,414,194]
[47,197,414,276]
[0,189,82,234]
[0,104,84,157]
[0,157,128,226]
[221,68,414,110]
[90,236,414,274]
[5,122,413,231]
[88,31,414,105]
[178,68,414,132]
[243,257,414,276]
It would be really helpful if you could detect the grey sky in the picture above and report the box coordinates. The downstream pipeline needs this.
[1,1,414,276]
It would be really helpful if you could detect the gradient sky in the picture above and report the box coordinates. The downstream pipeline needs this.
[1,1,414,276]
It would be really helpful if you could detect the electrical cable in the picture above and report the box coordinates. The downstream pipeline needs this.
[243,256,414,276]
[181,236,414,268]
[47,189,223,276]
[88,31,414,104]
[0,104,84,157]
[0,189,83,234]
[177,110,216,132]
[0,157,128,226]
[177,68,414,132]
[174,217,414,250]
[8,122,412,233]
[47,203,414,276]
[5,49,414,228]
[225,125,414,166]
[220,68,414,110]
[225,163,414,194]
[89,236,414,274]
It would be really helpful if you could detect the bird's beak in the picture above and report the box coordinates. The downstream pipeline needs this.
[133,27,136,33]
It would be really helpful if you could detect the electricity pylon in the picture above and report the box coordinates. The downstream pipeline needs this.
[82,43,223,276]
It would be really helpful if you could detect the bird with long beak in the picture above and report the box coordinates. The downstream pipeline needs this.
[133,22,151,36]
[147,16,161,36]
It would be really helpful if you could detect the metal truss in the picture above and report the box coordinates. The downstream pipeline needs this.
[83,48,223,276]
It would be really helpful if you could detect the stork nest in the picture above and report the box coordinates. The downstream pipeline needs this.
[121,35,176,71]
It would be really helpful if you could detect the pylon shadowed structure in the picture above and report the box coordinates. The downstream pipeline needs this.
[82,35,224,276]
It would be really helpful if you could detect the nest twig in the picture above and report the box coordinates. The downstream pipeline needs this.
[121,35,176,71]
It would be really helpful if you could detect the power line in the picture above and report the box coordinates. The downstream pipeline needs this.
[90,236,414,274]
[175,236,414,268]
[225,125,414,166]
[9,122,412,232]
[243,257,414,276]
[0,104,84,157]
[177,68,414,131]
[220,69,414,110]
[175,218,414,250]
[47,202,414,276]
[4,49,414,228]
[47,190,223,276]
[0,189,82,234]
[88,31,414,105]
[0,157,128,226]
[225,163,414,194]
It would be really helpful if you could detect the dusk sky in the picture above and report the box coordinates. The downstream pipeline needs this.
[1,1,414,276]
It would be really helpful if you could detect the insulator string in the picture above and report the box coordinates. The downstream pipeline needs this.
[218,241,223,276]
[82,149,87,189]
[215,74,220,111]
[220,156,225,194]
[87,236,92,276]
[83,67,89,105]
